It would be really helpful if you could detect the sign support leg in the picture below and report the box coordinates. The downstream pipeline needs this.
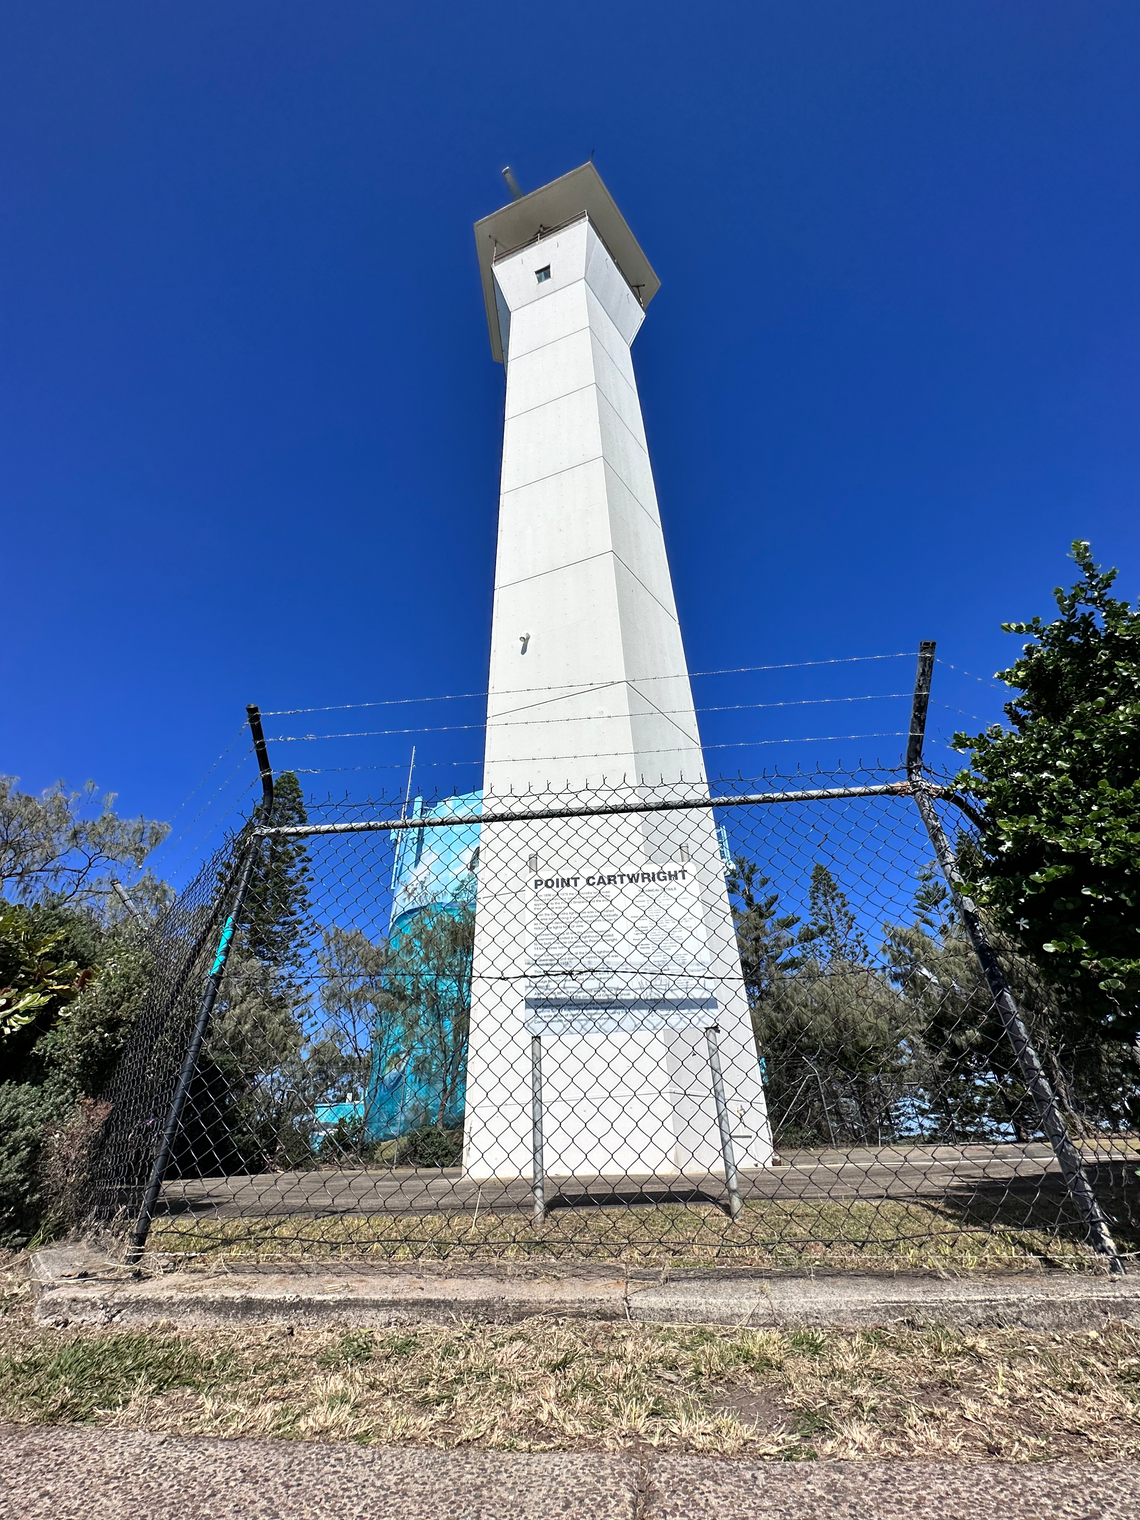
[707,1025,743,1219]
[531,1034,546,1226]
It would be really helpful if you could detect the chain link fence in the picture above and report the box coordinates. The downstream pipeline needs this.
[88,746,1140,1270]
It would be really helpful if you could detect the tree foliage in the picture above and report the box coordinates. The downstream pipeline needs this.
[0,776,167,1244]
[0,777,168,907]
[158,772,320,1176]
[0,905,88,1044]
[0,907,153,1245]
[238,772,313,974]
[884,870,1139,1138]
[884,871,1031,1140]
[954,542,1140,1046]
[729,831,1140,1152]
[727,855,812,1006]
[734,863,918,1147]
[317,925,395,1102]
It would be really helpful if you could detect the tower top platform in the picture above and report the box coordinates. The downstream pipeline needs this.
[474,162,660,362]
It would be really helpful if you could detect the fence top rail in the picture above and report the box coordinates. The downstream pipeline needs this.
[253,780,949,838]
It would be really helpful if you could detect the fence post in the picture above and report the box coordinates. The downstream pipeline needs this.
[124,705,275,1263]
[111,879,145,921]
[706,1025,743,1218]
[531,1035,546,1226]
[906,643,1122,1272]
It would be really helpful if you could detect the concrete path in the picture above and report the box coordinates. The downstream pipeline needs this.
[159,1143,1088,1217]
[2,1427,1136,1519]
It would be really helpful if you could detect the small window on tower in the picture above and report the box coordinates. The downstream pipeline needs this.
[535,265,551,283]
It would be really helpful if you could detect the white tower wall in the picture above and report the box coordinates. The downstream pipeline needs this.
[463,211,772,1182]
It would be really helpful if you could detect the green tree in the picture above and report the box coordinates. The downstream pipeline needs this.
[731,859,916,1148]
[0,777,168,907]
[0,1083,61,1246]
[887,869,1139,1139]
[174,773,315,1176]
[726,856,812,1013]
[768,867,916,1146]
[0,905,154,1245]
[0,775,168,1242]
[316,926,400,1125]
[954,542,1140,1052]
[885,871,1033,1140]
[178,947,307,1175]
[238,772,313,974]
[0,905,87,1048]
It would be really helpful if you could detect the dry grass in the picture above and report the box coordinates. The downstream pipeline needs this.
[142,1198,1109,1274]
[2,1291,1138,1461]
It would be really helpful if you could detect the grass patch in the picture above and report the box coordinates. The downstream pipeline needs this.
[3,1308,1139,1458]
[142,1197,1108,1273]
[0,1331,229,1423]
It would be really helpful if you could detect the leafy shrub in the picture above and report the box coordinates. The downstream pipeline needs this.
[0,1083,68,1247]
[404,1125,463,1168]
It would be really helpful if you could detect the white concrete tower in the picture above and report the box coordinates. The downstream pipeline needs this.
[463,165,772,1183]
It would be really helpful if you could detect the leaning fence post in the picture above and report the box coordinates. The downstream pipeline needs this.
[906,643,1122,1272]
[125,705,275,1264]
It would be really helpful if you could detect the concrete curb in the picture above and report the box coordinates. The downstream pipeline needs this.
[33,1265,631,1329]
[626,1271,1140,1331]
[28,1246,1140,1332]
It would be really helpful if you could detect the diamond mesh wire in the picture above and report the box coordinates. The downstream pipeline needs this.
[90,769,1140,1265]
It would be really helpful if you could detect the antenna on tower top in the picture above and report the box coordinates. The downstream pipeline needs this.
[501,166,524,201]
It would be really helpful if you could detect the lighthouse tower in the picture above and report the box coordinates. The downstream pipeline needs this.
[462,165,772,1182]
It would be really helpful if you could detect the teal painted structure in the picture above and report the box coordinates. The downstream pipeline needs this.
[362,791,481,1140]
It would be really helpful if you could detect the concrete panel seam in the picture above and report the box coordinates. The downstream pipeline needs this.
[610,551,683,627]
[496,549,681,625]
[498,454,609,498]
[504,379,599,427]
[496,457,660,543]
[596,383,651,460]
[495,549,614,594]
[504,321,592,368]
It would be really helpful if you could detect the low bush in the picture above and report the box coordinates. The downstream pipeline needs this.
[403,1125,463,1168]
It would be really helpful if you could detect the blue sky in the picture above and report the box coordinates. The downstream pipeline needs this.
[3,2,1138,880]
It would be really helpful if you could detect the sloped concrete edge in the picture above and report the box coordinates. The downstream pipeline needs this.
[627,1272,1140,1332]
[28,1249,1140,1333]
[33,1267,632,1329]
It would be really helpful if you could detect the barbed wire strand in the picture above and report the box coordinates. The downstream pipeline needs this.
[147,725,249,857]
[261,653,916,717]
[273,694,914,745]
[934,656,1007,694]
[160,772,260,884]
[290,731,910,775]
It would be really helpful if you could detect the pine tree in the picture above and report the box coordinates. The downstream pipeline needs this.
[238,772,313,975]
[806,863,868,965]
[738,861,916,1148]
[726,855,812,1011]
[179,773,315,1175]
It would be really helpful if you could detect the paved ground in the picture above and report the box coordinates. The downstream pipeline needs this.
[160,1142,1123,1218]
[2,1427,1137,1518]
